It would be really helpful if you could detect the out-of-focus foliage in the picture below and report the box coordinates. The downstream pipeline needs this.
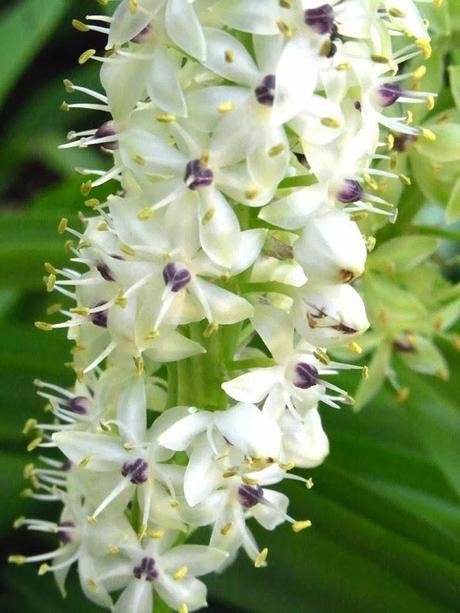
[0,1,458,612]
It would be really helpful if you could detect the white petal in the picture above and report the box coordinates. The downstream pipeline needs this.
[259,183,325,230]
[157,411,212,451]
[202,28,259,85]
[117,376,147,443]
[144,330,205,362]
[119,129,186,177]
[184,434,222,506]
[108,0,161,46]
[222,367,282,403]
[52,431,127,470]
[214,403,281,458]
[273,37,318,125]
[155,575,207,611]
[166,0,206,59]
[253,304,294,361]
[186,86,248,132]
[280,408,330,468]
[101,56,149,122]
[211,0,281,34]
[114,580,152,613]
[293,210,367,284]
[198,189,241,268]
[193,278,253,325]
[252,489,289,530]
[147,47,187,116]
[161,545,228,576]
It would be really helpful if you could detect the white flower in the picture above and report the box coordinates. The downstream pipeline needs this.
[293,210,367,284]
[292,282,370,347]
[223,305,358,414]
[95,531,228,613]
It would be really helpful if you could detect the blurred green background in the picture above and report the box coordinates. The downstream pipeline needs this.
[0,1,459,611]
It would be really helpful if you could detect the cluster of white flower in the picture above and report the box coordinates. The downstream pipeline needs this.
[12,1,438,611]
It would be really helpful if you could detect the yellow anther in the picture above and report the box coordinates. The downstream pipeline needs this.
[306,478,314,489]
[426,96,435,111]
[9,555,26,565]
[58,218,68,234]
[292,520,312,533]
[129,0,138,14]
[204,322,219,337]
[20,488,33,498]
[433,0,443,8]
[81,180,93,196]
[72,19,90,32]
[97,221,108,231]
[133,154,146,165]
[242,475,259,486]
[416,39,432,59]
[389,7,406,17]
[386,133,395,151]
[245,188,260,200]
[34,320,53,332]
[362,366,369,380]
[13,516,25,529]
[135,356,144,375]
[320,117,341,128]
[178,604,189,613]
[87,516,97,525]
[156,113,176,123]
[60,100,69,112]
[399,174,412,186]
[137,207,153,221]
[70,306,91,317]
[335,62,351,71]
[313,348,330,365]
[38,563,50,576]
[220,522,233,536]
[108,545,120,555]
[79,455,92,468]
[279,462,295,471]
[144,329,160,340]
[349,341,363,355]
[23,419,37,435]
[223,470,238,479]
[23,463,35,479]
[174,566,189,581]
[202,208,215,225]
[78,49,96,65]
[85,198,100,208]
[224,49,234,63]
[412,65,426,80]
[396,387,410,403]
[437,368,449,381]
[421,127,436,141]
[120,244,136,256]
[277,20,293,38]
[405,110,413,125]
[170,499,179,508]
[218,102,234,113]
[254,548,268,568]
[269,143,285,157]
[27,437,42,452]
[115,292,128,308]
[148,529,164,539]
[279,0,293,7]
[371,54,390,64]
[63,79,74,94]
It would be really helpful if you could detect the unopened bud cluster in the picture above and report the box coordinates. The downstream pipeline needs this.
[13,1,436,611]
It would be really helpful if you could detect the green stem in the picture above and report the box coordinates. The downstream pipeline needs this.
[228,358,276,371]
[240,281,297,297]
[176,322,232,410]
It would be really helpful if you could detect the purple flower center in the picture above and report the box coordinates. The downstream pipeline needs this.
[305,4,335,34]
[133,556,158,581]
[162,262,191,292]
[96,263,115,282]
[131,24,153,44]
[95,121,118,151]
[184,159,214,190]
[67,396,89,415]
[294,363,320,389]
[254,74,276,106]
[121,458,149,484]
[90,306,108,328]
[238,484,264,509]
[337,179,363,203]
[57,521,75,544]
[377,83,402,107]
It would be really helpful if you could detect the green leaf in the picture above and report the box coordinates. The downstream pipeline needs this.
[449,65,460,112]
[368,235,439,273]
[0,0,68,109]
[446,177,460,222]
[353,341,391,411]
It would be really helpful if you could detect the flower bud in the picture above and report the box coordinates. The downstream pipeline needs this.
[292,283,369,347]
[293,211,367,284]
